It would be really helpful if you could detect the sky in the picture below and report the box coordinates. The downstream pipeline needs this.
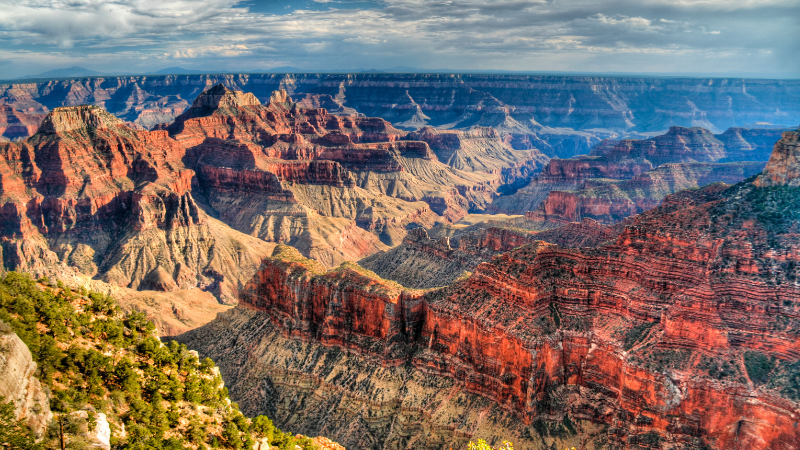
[0,0,797,79]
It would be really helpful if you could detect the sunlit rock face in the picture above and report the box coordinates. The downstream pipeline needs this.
[755,128,800,187]
[2,73,797,157]
[490,126,783,222]
[162,84,547,266]
[179,132,800,450]
[0,104,274,304]
[0,84,547,307]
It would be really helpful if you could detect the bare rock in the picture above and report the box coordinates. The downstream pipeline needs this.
[0,325,52,438]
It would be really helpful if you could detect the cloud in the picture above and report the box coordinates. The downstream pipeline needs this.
[0,0,796,79]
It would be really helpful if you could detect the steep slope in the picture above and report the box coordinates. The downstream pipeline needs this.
[491,126,783,222]
[406,126,548,189]
[0,105,45,141]
[0,105,274,304]
[166,85,542,267]
[0,272,329,450]
[2,74,797,157]
[181,129,800,450]
[360,218,616,289]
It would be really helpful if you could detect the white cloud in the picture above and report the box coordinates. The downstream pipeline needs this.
[0,0,795,78]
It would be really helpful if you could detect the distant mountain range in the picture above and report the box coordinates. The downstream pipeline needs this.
[19,66,105,79]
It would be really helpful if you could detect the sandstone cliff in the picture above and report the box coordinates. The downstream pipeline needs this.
[0,105,275,304]
[2,74,797,158]
[491,126,782,222]
[0,83,550,308]
[360,218,617,289]
[165,84,543,266]
[0,105,45,141]
[179,130,800,449]
[755,128,800,187]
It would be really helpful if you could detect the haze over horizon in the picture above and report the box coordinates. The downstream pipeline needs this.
[0,0,797,80]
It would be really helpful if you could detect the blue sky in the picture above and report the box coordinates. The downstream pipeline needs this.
[0,0,797,79]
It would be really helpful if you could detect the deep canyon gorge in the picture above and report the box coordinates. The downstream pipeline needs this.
[0,75,798,449]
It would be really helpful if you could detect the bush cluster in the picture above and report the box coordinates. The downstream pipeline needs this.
[0,272,316,450]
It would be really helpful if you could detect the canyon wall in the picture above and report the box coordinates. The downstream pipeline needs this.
[0,84,549,312]
[2,74,798,157]
[491,126,783,222]
[180,130,800,450]
[0,103,276,305]
[360,218,617,289]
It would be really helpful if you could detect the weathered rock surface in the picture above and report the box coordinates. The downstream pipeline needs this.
[754,128,800,187]
[360,218,617,289]
[3,74,798,158]
[0,105,45,141]
[0,104,275,304]
[180,131,800,449]
[165,84,542,266]
[529,161,766,223]
[0,84,548,305]
[0,325,52,438]
[491,126,782,222]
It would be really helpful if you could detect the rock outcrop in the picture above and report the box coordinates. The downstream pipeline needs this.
[164,85,543,266]
[180,131,800,449]
[2,74,797,158]
[491,126,783,222]
[754,128,800,187]
[360,218,617,289]
[0,84,548,304]
[0,104,275,304]
[0,105,45,141]
[0,324,52,438]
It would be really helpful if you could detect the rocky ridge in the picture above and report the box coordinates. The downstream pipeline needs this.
[180,129,800,449]
[165,84,545,266]
[360,218,617,289]
[0,103,275,305]
[0,84,549,313]
[491,126,783,223]
[2,74,798,157]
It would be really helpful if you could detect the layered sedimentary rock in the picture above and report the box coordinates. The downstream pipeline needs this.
[0,105,275,304]
[180,130,800,449]
[755,129,800,187]
[3,74,798,158]
[360,218,617,289]
[407,126,548,188]
[491,126,782,222]
[530,161,766,223]
[0,105,45,141]
[165,84,543,266]
[0,83,549,307]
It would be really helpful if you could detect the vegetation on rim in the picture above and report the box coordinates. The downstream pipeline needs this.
[0,272,317,450]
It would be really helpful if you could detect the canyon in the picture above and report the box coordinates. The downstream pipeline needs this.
[0,77,797,449]
[0,84,546,330]
[491,126,783,223]
[179,129,800,449]
[2,74,798,157]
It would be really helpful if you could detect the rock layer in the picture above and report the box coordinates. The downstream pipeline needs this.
[2,74,798,157]
[491,126,782,222]
[0,104,275,303]
[360,218,617,289]
[166,85,544,266]
[181,131,800,449]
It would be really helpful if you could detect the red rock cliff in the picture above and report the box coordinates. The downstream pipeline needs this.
[237,131,800,449]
